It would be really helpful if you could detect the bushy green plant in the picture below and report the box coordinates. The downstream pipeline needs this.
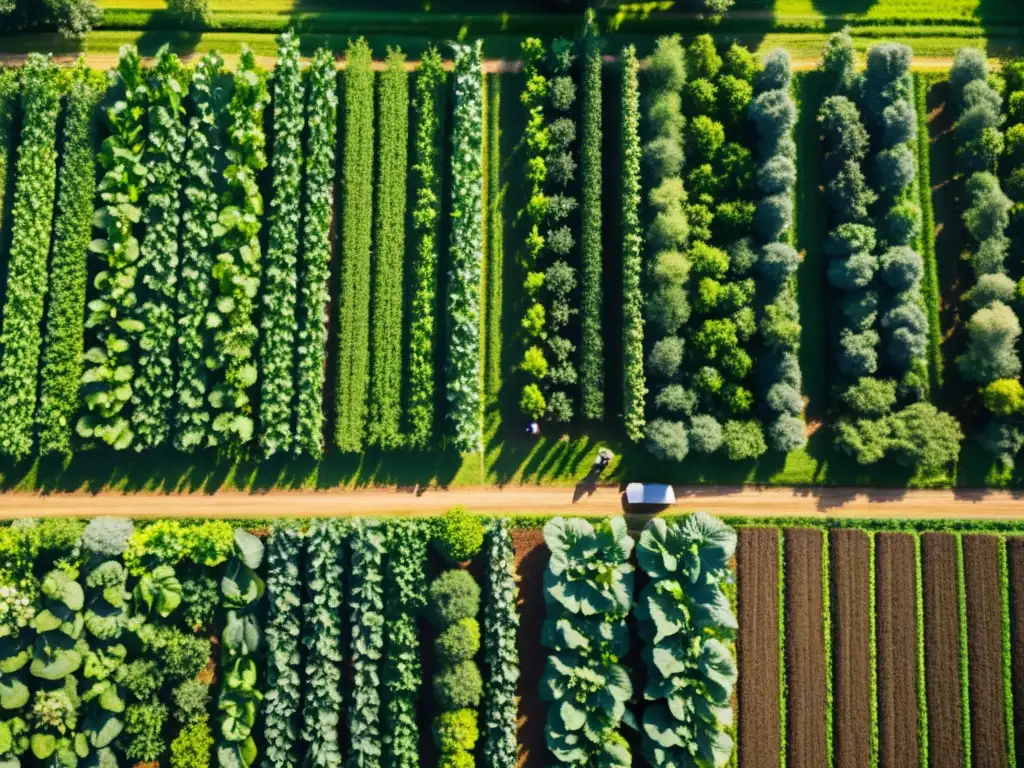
[433,507,484,563]
[348,522,386,766]
[0,54,60,459]
[167,0,212,28]
[259,32,304,457]
[80,517,134,559]
[123,659,164,701]
[436,618,480,665]
[434,661,483,710]
[483,519,519,768]
[173,680,210,725]
[170,717,213,768]
[181,575,218,629]
[427,571,480,626]
[264,526,302,768]
[434,708,478,753]
[124,702,168,762]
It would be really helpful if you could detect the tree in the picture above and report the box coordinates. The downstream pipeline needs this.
[889,403,963,473]
[646,420,690,462]
[957,302,1021,384]
[167,0,211,27]
[981,378,1024,415]
[842,377,896,417]
[721,420,767,461]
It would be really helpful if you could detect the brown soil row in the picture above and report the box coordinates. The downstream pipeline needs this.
[876,533,920,768]
[921,533,965,768]
[829,529,871,768]
[736,528,781,768]
[962,535,1009,768]
[1009,538,1024,762]
[784,528,828,768]
[511,528,547,768]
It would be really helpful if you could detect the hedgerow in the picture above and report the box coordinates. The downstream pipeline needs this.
[750,49,806,452]
[302,520,345,768]
[207,48,269,452]
[0,54,59,460]
[264,526,302,768]
[259,32,305,457]
[132,46,187,450]
[79,46,146,451]
[446,40,484,452]
[174,51,224,452]
[637,515,737,767]
[335,37,375,454]
[405,46,444,450]
[580,12,604,421]
[382,520,427,768]
[37,64,101,456]
[293,48,337,457]
[620,45,646,443]
[541,518,634,766]
[483,519,518,768]
[367,48,409,450]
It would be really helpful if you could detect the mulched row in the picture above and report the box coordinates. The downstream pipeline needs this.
[784,527,828,768]
[830,529,871,768]
[921,532,965,768]
[1009,538,1024,762]
[876,532,920,768]
[962,535,1009,768]
[736,527,781,767]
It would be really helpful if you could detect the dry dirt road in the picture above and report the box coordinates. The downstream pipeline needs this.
[1,485,1023,520]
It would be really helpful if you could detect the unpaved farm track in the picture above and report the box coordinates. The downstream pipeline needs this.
[2,485,1024,519]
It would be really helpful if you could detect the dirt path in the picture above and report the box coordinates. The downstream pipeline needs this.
[1,484,1023,519]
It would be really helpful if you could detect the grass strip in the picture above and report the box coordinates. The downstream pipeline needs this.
[913,72,943,394]
[484,72,503,414]
[913,534,929,768]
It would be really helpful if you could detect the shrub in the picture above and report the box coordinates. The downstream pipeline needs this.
[838,329,880,377]
[967,273,1016,308]
[648,337,685,380]
[722,420,767,460]
[689,414,724,453]
[173,680,211,725]
[957,302,1022,384]
[124,703,168,762]
[434,661,484,710]
[770,415,807,451]
[428,570,481,626]
[982,379,1024,415]
[435,708,479,753]
[820,28,857,95]
[434,507,485,563]
[889,403,963,473]
[170,718,213,768]
[645,419,690,462]
[81,517,134,558]
[655,385,697,416]
[167,0,212,27]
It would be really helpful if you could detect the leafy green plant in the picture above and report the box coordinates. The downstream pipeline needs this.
[259,31,304,457]
[0,53,60,460]
[433,507,484,563]
[636,514,737,767]
[133,564,182,618]
[125,701,168,761]
[132,45,187,450]
[620,45,646,443]
[173,680,211,725]
[207,48,269,452]
[217,530,265,768]
[79,44,148,451]
[348,521,385,767]
[83,560,129,641]
[181,575,218,629]
[302,521,344,768]
[293,47,337,457]
[540,518,634,767]
[37,63,102,457]
[175,51,226,452]
[483,519,519,768]
[264,526,301,768]
[171,716,213,768]
[382,520,428,768]
[405,47,444,450]
[446,40,485,453]
[335,37,375,454]
[367,48,409,450]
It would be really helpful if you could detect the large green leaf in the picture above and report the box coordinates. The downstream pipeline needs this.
[233,529,264,570]
[682,512,737,576]
[698,638,737,705]
[84,711,122,749]
[0,678,28,710]
[30,733,56,760]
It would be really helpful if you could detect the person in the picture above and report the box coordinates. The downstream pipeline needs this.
[594,447,614,470]
[527,421,540,437]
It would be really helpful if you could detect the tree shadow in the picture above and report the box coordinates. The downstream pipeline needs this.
[809,0,878,19]
[133,12,203,59]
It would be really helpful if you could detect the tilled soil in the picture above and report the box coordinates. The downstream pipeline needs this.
[962,535,1009,768]
[784,528,828,768]
[736,527,781,767]
[921,533,965,768]
[511,528,547,768]
[876,533,920,768]
[830,529,872,768]
[1009,538,1024,761]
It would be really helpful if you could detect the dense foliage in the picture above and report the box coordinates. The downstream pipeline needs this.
[749,49,806,451]
[367,48,410,450]
[541,518,634,766]
[174,51,226,452]
[483,519,519,768]
[263,526,302,768]
[348,522,386,767]
[259,32,305,457]
[446,41,485,452]
[293,48,338,457]
[0,54,60,460]
[621,45,647,443]
[336,37,375,454]
[406,47,445,450]
[636,514,738,767]
[579,13,604,421]
[132,46,187,451]
[37,64,102,457]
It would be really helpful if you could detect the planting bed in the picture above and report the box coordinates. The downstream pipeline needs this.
[737,527,782,768]
[511,528,547,768]
[876,533,921,768]
[829,529,871,768]
[962,535,1009,768]
[784,528,828,768]
[921,533,965,768]
[1010,538,1024,761]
